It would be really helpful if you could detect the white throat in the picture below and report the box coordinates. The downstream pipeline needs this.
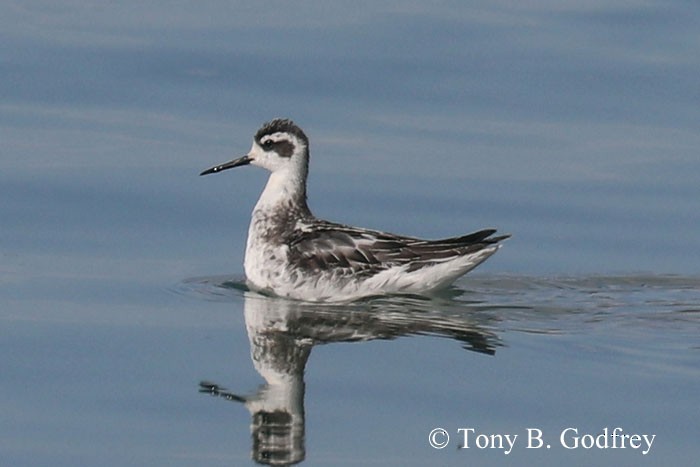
[254,167,306,212]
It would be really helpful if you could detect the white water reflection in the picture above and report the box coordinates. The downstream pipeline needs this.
[189,272,700,464]
[200,289,500,464]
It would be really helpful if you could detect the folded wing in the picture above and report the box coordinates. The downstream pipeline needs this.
[288,222,509,277]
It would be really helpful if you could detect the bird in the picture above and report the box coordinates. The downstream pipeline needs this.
[200,118,509,302]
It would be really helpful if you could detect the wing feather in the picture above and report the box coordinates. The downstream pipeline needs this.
[288,221,509,276]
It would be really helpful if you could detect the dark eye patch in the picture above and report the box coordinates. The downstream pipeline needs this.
[266,140,294,158]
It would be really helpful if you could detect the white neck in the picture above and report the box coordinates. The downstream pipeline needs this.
[254,167,308,213]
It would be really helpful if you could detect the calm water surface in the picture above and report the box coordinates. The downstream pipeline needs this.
[2,1,699,466]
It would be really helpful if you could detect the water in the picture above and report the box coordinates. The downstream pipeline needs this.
[179,274,699,465]
[2,1,699,466]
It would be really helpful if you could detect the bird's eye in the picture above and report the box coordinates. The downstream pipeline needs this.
[262,140,274,149]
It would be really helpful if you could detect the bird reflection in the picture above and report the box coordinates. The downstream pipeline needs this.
[200,291,500,465]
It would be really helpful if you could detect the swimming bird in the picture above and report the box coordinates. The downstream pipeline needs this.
[201,118,509,302]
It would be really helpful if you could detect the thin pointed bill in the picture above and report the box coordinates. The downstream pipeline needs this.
[200,155,253,176]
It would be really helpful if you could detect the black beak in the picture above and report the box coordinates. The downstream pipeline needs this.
[200,155,253,176]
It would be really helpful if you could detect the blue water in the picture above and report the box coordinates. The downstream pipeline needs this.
[2,2,699,466]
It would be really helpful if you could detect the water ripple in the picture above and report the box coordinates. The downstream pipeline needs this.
[177,273,700,342]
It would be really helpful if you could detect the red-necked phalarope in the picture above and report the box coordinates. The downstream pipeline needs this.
[201,118,509,301]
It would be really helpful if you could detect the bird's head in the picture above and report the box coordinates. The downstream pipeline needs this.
[201,119,309,177]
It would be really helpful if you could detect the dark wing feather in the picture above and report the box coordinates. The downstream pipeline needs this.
[288,222,509,276]
[401,229,510,272]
